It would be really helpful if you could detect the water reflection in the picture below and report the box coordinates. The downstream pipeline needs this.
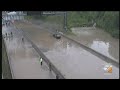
[2,26,56,79]
[71,27,119,62]
[12,21,119,79]
[90,40,116,60]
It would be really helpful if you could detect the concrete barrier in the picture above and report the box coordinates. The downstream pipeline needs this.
[22,20,119,68]
[61,34,119,68]
[13,24,65,79]
[2,36,14,79]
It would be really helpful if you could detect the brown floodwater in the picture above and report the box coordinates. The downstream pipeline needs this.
[2,26,56,79]
[12,21,119,79]
[69,27,119,63]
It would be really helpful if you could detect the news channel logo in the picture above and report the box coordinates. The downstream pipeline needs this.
[103,63,112,75]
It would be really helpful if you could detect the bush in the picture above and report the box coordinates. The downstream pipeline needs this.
[111,29,119,38]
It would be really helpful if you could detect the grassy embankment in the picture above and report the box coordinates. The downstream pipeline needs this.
[25,11,119,38]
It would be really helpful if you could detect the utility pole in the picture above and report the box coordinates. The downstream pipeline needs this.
[64,12,67,32]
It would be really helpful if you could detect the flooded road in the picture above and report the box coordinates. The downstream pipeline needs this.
[2,25,56,79]
[68,27,119,62]
[13,21,119,79]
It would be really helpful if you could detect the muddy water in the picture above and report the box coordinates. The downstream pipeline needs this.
[13,21,119,79]
[2,26,56,79]
[69,27,119,62]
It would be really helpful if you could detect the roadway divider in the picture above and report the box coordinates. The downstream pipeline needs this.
[60,34,119,68]
[13,23,65,79]
[22,20,119,68]
[2,36,14,79]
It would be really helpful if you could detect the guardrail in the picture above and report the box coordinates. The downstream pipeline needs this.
[25,20,119,68]
[2,36,14,79]
[11,20,119,79]
[13,24,65,79]
[61,34,119,68]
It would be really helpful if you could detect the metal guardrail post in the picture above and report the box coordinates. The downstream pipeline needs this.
[49,63,51,71]
[56,74,59,79]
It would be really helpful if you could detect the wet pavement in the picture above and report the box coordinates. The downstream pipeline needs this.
[2,25,56,79]
[69,27,119,62]
[12,21,119,79]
